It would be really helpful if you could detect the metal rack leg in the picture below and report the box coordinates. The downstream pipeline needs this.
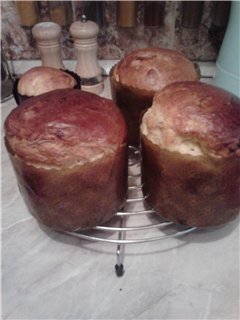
[115,215,125,277]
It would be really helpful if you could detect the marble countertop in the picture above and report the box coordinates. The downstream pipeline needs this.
[1,61,239,320]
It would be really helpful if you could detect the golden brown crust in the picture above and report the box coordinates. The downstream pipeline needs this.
[110,48,199,147]
[8,144,128,231]
[141,82,240,158]
[5,89,128,231]
[140,82,240,227]
[110,65,152,146]
[5,89,127,167]
[114,47,199,92]
[17,66,77,96]
[141,135,240,227]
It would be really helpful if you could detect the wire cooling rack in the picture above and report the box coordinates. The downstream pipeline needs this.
[65,146,196,277]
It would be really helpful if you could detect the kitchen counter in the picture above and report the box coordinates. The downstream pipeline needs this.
[1,61,239,320]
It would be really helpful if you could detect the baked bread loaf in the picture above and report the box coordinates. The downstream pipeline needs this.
[14,66,80,104]
[110,47,200,146]
[141,81,240,227]
[5,89,128,231]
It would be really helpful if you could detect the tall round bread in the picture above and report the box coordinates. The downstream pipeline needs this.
[5,89,128,231]
[110,47,200,147]
[141,82,240,227]
[14,66,81,104]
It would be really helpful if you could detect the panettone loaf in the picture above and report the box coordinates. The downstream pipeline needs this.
[110,47,200,146]
[14,66,80,104]
[5,89,128,231]
[141,81,240,227]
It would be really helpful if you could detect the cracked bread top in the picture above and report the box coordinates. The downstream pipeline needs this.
[17,66,77,96]
[141,81,240,158]
[113,48,199,93]
[5,89,127,168]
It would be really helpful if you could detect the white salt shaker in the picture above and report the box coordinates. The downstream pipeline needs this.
[32,21,65,69]
[70,15,103,95]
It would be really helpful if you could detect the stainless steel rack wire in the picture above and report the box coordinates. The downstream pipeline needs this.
[65,146,196,277]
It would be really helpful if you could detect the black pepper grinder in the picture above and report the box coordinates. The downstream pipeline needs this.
[32,22,65,69]
[70,15,103,95]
